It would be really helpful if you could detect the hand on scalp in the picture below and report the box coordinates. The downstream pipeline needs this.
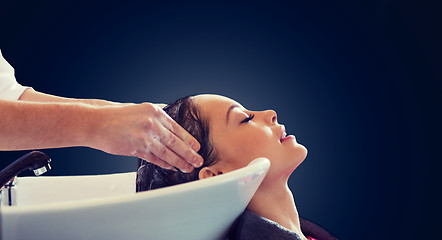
[90,102,203,173]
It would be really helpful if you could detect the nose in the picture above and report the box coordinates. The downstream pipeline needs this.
[263,110,277,125]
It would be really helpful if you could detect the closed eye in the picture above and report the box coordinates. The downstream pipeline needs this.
[241,114,255,124]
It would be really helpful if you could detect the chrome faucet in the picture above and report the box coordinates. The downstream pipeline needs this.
[0,151,51,206]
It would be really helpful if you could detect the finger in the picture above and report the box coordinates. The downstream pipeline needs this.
[157,109,201,152]
[157,124,203,168]
[147,136,195,173]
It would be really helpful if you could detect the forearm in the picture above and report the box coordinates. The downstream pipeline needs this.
[0,99,100,150]
[19,88,119,106]
[1,92,202,172]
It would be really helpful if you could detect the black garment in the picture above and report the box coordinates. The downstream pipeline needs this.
[299,218,338,240]
[227,210,338,240]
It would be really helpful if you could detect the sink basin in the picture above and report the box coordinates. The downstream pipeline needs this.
[0,157,270,240]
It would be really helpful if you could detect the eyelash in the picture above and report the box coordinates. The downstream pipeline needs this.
[241,114,255,124]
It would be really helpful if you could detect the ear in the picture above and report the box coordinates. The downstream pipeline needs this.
[198,166,223,180]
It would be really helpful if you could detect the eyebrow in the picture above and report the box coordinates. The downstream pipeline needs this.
[226,103,241,124]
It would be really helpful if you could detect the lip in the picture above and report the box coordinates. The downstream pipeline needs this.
[279,125,287,142]
[281,135,295,143]
[279,124,295,143]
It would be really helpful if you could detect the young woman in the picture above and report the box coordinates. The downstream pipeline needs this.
[137,94,337,240]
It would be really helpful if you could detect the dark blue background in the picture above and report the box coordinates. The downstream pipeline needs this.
[1,1,440,239]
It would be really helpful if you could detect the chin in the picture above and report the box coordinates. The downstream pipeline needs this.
[287,143,308,172]
[298,144,308,160]
[290,141,308,159]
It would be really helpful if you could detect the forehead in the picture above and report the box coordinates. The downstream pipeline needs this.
[192,94,240,123]
[193,94,238,113]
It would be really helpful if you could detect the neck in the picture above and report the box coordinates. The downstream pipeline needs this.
[247,178,307,240]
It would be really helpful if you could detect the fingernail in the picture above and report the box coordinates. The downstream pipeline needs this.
[182,165,194,173]
[190,141,200,152]
[192,156,203,168]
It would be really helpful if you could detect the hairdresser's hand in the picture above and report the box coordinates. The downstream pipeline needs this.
[89,103,203,172]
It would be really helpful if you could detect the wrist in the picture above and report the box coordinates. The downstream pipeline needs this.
[72,104,105,149]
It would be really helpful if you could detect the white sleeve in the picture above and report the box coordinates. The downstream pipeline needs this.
[0,50,29,100]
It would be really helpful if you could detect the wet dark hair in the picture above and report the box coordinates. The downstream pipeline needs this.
[136,96,218,192]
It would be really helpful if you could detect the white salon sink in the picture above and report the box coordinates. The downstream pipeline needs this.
[0,158,270,240]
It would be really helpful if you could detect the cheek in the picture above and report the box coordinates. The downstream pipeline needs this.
[243,135,273,155]
[223,132,276,167]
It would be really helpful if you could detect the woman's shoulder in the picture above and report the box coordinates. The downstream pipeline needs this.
[227,210,338,240]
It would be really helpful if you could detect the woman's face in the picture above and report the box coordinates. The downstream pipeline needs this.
[193,94,307,180]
